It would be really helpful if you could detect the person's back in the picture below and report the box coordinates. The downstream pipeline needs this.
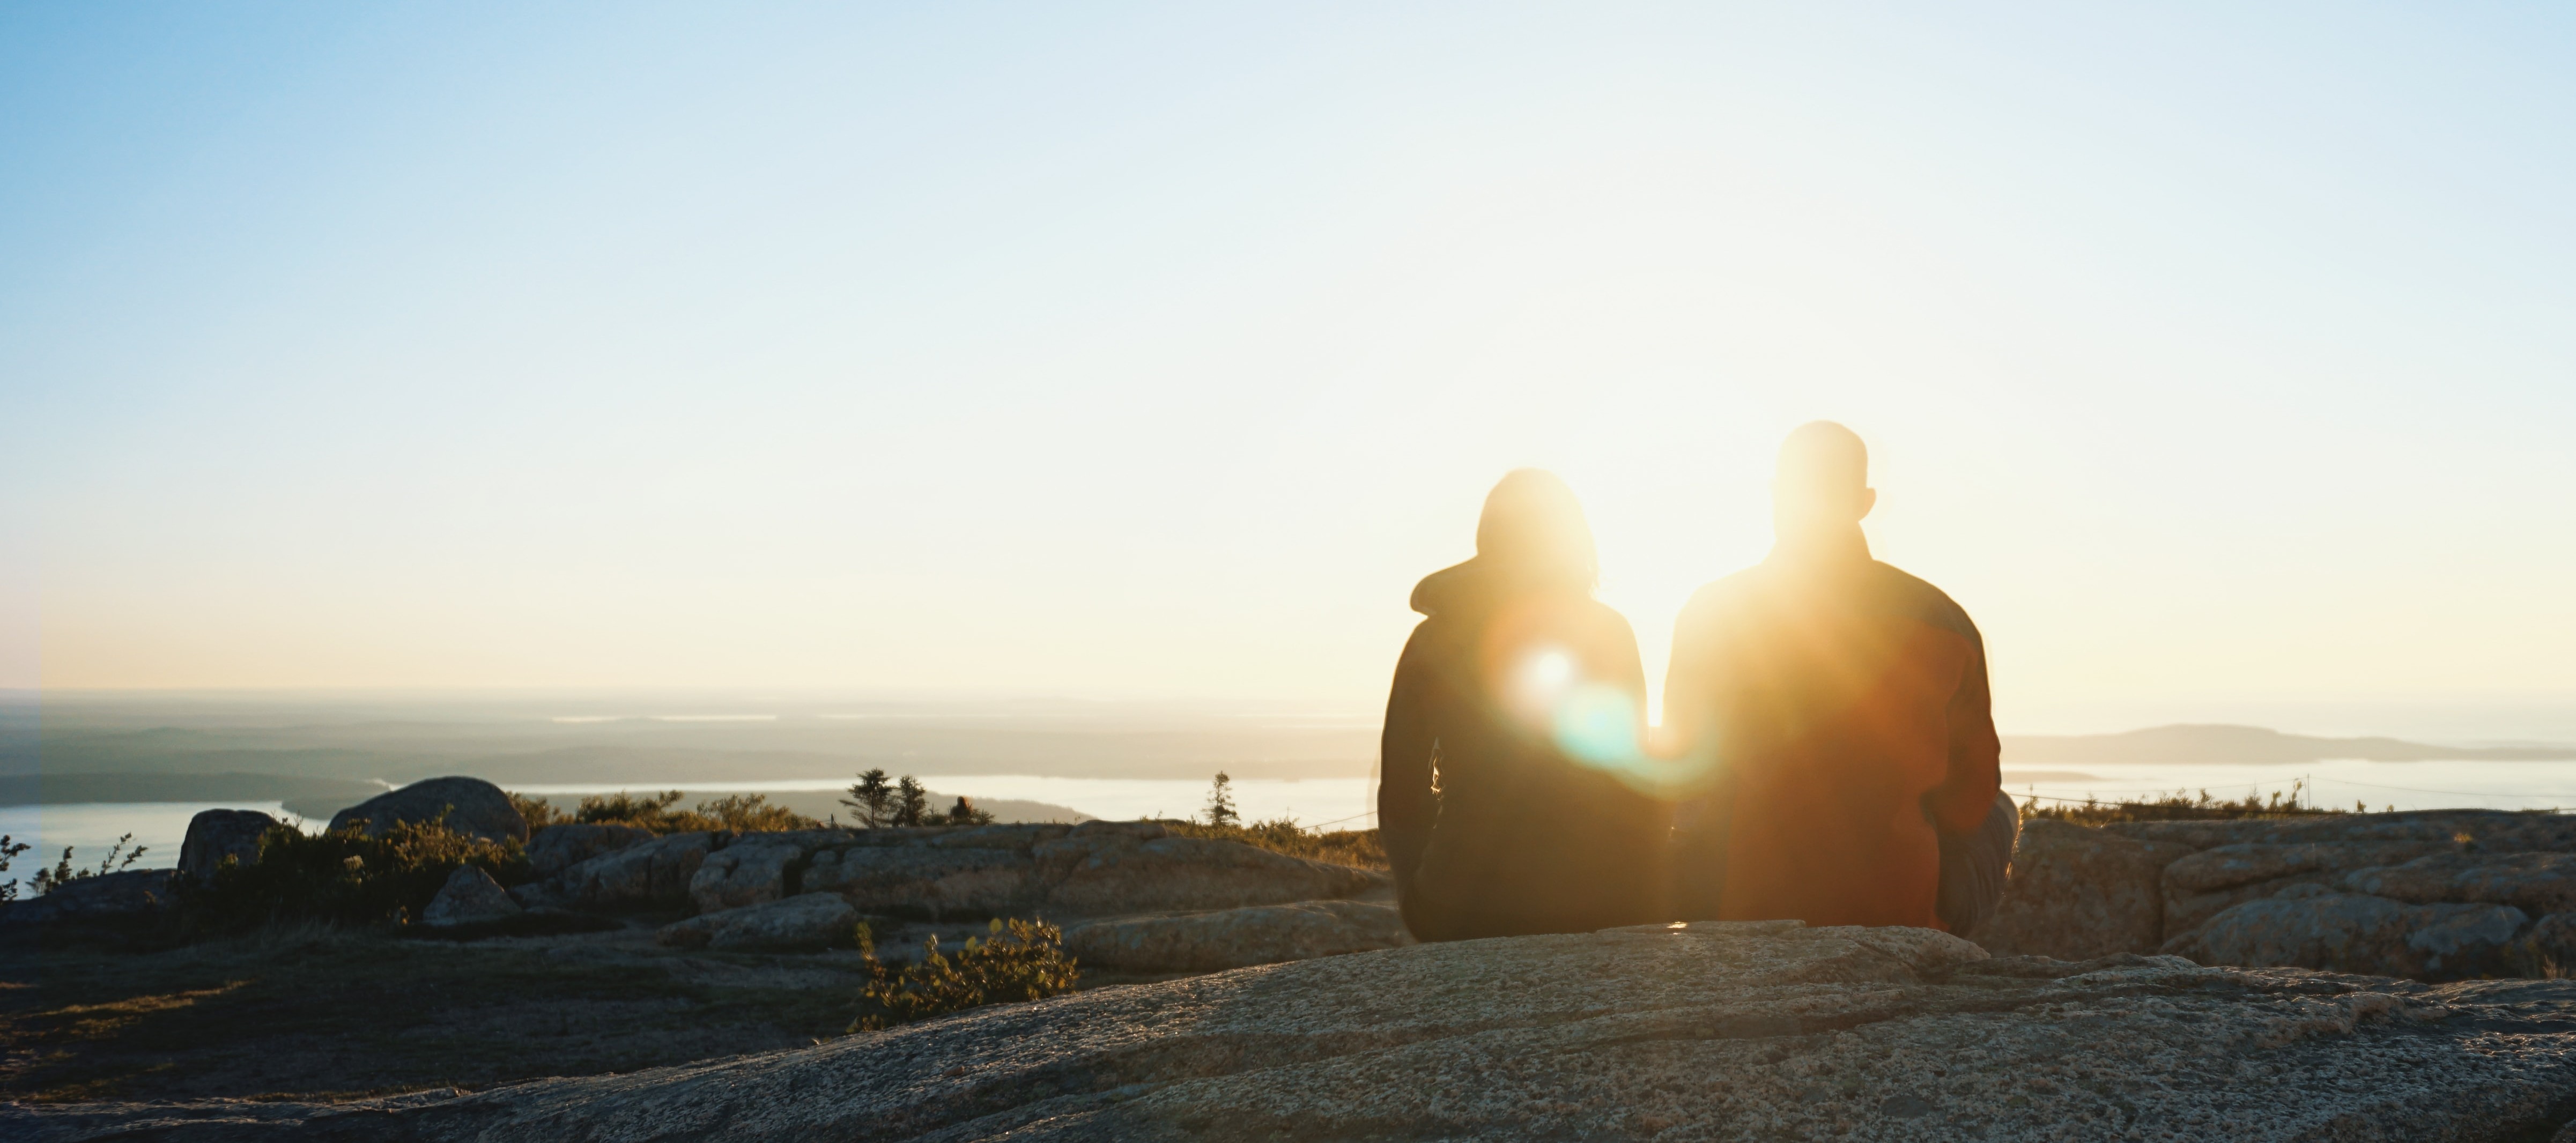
[1664,424,2008,931]
[1379,471,1670,941]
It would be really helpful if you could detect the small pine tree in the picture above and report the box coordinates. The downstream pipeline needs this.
[843,768,896,829]
[1204,771,1239,827]
[892,775,930,827]
[946,796,995,826]
[0,833,29,902]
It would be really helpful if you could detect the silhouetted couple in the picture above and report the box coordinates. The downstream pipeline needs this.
[1378,422,2017,941]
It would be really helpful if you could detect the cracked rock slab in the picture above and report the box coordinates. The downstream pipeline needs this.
[18,921,2576,1141]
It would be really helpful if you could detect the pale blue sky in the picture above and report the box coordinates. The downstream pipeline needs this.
[5,4,2572,735]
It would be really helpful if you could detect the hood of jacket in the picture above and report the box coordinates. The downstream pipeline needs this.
[1409,559,1484,617]
[1412,558,1590,617]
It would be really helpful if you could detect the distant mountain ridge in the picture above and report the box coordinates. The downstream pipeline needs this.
[2003,724,2576,765]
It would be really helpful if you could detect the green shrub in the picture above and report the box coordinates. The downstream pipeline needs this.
[2024,781,2352,827]
[509,790,820,835]
[1165,818,1386,869]
[509,792,566,830]
[184,820,528,933]
[850,918,1080,1031]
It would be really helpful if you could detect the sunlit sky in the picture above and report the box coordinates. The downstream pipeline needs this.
[5,4,2573,737]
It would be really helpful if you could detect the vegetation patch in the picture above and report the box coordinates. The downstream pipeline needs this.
[512,790,819,834]
[851,918,1080,1031]
[183,821,528,934]
[1166,819,1387,869]
[2023,782,2357,827]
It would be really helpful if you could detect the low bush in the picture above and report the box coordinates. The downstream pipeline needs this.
[184,820,528,933]
[509,790,820,835]
[1165,818,1387,869]
[2024,782,2353,827]
[849,917,1080,1031]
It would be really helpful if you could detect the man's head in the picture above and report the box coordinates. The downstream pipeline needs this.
[1772,421,1875,546]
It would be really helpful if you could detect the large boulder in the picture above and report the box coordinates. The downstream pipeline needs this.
[657,892,860,952]
[177,809,280,882]
[2168,890,2530,981]
[327,777,527,844]
[43,922,2576,1140]
[516,831,721,911]
[1972,817,2192,958]
[421,865,523,929]
[526,823,655,878]
[1063,900,1410,971]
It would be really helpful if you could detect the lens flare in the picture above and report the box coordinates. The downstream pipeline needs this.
[1511,647,1578,719]
[1552,682,1640,766]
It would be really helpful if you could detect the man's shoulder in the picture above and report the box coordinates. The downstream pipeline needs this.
[1678,567,1769,622]
[1866,561,1979,641]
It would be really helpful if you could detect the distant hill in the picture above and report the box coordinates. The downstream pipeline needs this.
[2003,724,2576,765]
[0,771,386,808]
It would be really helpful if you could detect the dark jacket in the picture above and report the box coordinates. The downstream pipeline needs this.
[1379,560,1671,941]
[1663,534,2001,931]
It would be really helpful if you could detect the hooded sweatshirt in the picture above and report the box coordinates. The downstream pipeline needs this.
[1378,559,1670,941]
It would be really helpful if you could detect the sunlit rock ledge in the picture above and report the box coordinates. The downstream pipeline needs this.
[14,920,2576,1141]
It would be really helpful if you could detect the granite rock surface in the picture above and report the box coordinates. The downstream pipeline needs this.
[656,892,859,952]
[1062,899,1410,971]
[19,922,2576,1141]
[1972,818,2189,959]
[524,823,655,879]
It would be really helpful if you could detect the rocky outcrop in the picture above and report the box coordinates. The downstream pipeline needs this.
[1988,809,2576,982]
[2158,840,2461,939]
[1970,818,2190,959]
[2167,890,2530,981]
[178,809,280,882]
[421,865,523,929]
[513,832,721,912]
[2103,808,2576,852]
[0,869,176,925]
[525,823,654,878]
[27,922,2576,1141]
[326,777,527,844]
[800,838,1036,917]
[2347,851,2576,916]
[657,893,859,952]
[670,821,1385,922]
[1062,900,1410,971]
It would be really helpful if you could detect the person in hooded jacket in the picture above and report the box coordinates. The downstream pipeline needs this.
[1378,469,1672,941]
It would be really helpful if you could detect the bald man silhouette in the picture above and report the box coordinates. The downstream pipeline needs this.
[1662,422,2016,933]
